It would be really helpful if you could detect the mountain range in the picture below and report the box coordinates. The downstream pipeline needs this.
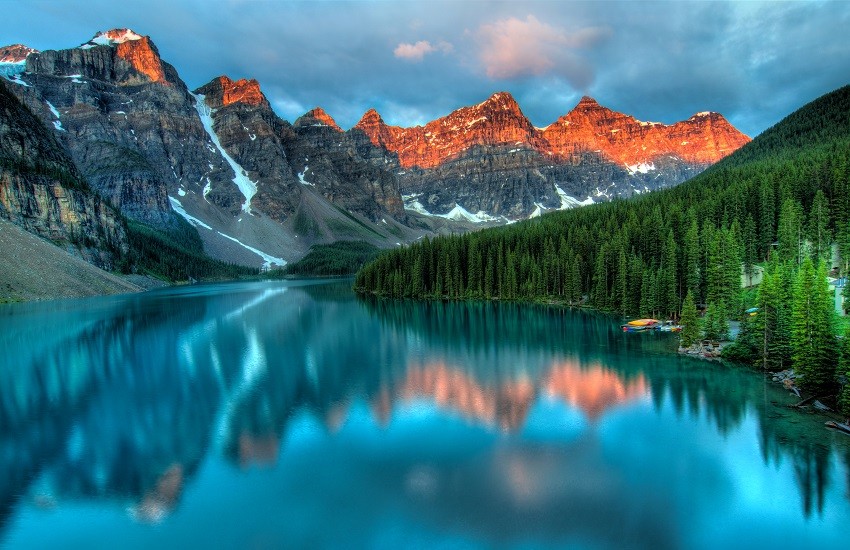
[0,28,749,275]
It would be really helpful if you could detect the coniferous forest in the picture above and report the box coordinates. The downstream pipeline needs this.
[355,85,850,410]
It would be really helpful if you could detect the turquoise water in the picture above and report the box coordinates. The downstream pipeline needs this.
[0,280,848,549]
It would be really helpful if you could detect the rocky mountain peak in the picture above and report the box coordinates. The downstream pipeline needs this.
[0,44,38,63]
[79,29,167,84]
[356,108,385,127]
[81,28,144,48]
[194,76,269,109]
[576,95,600,107]
[474,91,522,114]
[296,107,342,131]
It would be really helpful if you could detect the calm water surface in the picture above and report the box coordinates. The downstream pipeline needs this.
[1,280,849,549]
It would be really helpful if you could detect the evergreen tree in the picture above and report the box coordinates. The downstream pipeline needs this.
[756,260,794,370]
[808,190,832,264]
[838,326,850,419]
[777,198,804,264]
[684,219,701,300]
[680,290,700,348]
[791,258,837,393]
[743,214,758,286]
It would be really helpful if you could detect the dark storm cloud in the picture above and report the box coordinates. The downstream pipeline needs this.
[1,0,848,136]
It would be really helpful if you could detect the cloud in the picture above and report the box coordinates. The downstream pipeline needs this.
[394,40,453,62]
[476,15,610,88]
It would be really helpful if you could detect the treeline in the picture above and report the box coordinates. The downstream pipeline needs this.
[127,219,256,281]
[270,240,380,277]
[355,85,850,407]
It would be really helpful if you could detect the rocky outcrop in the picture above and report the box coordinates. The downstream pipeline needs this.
[194,75,300,220]
[541,96,749,167]
[354,92,547,170]
[285,106,405,222]
[350,92,750,219]
[0,44,38,64]
[196,75,268,109]
[0,79,128,269]
[7,30,245,227]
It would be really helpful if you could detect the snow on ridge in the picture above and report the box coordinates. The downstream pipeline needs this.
[298,167,314,186]
[554,184,595,210]
[401,194,503,223]
[83,29,143,48]
[625,161,656,175]
[169,196,285,269]
[44,101,66,132]
[169,196,212,230]
[191,92,257,212]
[214,231,286,269]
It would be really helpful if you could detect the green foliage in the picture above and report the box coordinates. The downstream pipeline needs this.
[791,259,837,393]
[127,219,256,282]
[703,302,729,341]
[755,260,794,370]
[839,327,850,418]
[273,240,380,277]
[679,290,700,348]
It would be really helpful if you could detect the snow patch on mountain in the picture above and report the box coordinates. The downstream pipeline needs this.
[191,92,257,212]
[44,101,65,132]
[169,196,285,269]
[401,193,503,223]
[625,162,656,175]
[554,184,595,209]
[298,167,314,186]
[81,29,143,49]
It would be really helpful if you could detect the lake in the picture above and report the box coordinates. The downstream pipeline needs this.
[1,279,848,549]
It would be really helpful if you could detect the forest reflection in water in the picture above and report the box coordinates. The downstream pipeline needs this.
[0,280,848,547]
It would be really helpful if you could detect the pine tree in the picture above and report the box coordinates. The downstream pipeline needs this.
[838,326,850,419]
[808,190,832,265]
[703,302,722,341]
[791,258,837,393]
[777,198,804,265]
[684,219,701,301]
[680,290,700,348]
[661,229,678,318]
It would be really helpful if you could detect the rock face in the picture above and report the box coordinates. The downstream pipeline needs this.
[285,105,405,222]
[352,92,751,219]
[541,96,749,167]
[194,75,298,219]
[0,80,128,270]
[8,30,236,228]
[193,76,405,227]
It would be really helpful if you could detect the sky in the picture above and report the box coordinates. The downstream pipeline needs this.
[2,0,849,137]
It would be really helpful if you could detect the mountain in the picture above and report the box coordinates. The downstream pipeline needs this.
[355,84,850,316]
[1,27,749,277]
[1,30,424,270]
[352,92,750,220]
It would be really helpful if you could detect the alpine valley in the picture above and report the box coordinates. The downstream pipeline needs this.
[1,29,748,293]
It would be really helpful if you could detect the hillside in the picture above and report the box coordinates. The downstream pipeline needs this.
[355,85,850,319]
[0,218,140,302]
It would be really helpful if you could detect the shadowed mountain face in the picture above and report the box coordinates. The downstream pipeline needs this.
[0,79,127,270]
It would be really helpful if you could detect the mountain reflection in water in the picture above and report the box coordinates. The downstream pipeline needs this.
[0,280,849,548]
